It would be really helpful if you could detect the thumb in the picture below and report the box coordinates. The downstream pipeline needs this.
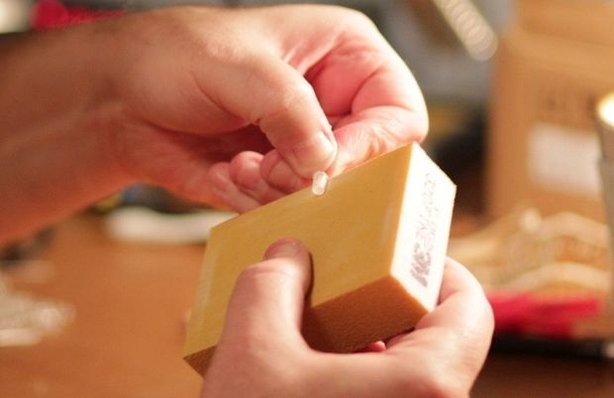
[218,238,313,347]
[211,53,337,178]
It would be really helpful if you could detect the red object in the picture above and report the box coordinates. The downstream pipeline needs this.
[488,292,603,339]
[31,0,123,30]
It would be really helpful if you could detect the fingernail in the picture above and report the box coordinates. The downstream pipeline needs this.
[291,131,337,176]
[264,239,302,259]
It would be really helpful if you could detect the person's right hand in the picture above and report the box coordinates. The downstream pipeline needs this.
[201,239,494,397]
[0,4,427,243]
[101,5,427,211]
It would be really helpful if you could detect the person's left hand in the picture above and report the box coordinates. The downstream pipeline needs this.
[200,239,494,397]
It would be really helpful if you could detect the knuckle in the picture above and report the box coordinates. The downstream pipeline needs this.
[237,260,295,286]
[244,57,316,126]
[392,360,468,398]
[412,374,466,398]
[256,78,316,135]
[272,78,315,113]
[329,6,378,32]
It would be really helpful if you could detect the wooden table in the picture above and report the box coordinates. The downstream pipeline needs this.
[474,352,614,397]
[0,215,203,397]
[2,214,614,397]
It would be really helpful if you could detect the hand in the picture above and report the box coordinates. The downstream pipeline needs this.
[0,4,426,242]
[103,5,427,211]
[201,239,494,398]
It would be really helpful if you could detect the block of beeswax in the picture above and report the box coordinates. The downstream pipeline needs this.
[184,143,456,375]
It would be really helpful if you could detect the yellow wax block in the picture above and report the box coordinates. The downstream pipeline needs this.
[184,143,456,375]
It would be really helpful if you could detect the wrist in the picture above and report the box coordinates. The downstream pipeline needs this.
[66,18,137,187]
[53,21,136,190]
[0,23,134,242]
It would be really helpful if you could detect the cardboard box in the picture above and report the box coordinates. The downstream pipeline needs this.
[517,0,614,47]
[184,144,456,375]
[487,1,614,221]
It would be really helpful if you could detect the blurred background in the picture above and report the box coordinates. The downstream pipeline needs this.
[2,1,614,397]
